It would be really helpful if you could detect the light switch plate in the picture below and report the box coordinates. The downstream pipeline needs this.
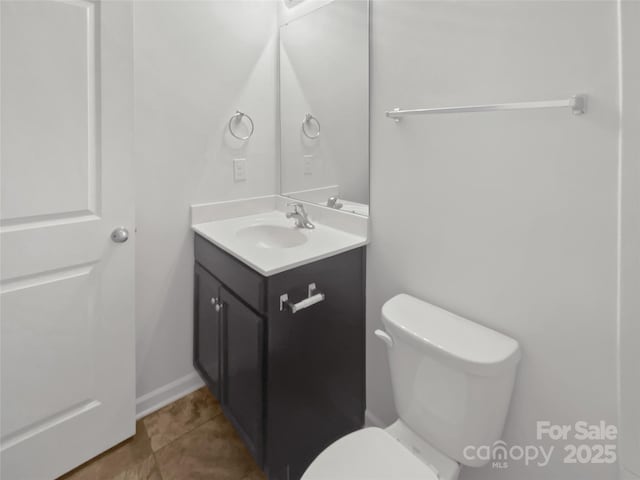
[233,158,247,182]
[303,155,313,175]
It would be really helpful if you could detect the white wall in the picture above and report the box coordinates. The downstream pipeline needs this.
[133,0,277,407]
[366,1,620,479]
[619,0,640,477]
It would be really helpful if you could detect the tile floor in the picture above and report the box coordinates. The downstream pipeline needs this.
[59,388,265,480]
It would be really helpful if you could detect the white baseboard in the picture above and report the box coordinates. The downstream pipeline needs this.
[135,371,205,420]
[364,409,386,428]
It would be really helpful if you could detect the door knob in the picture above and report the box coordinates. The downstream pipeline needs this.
[111,227,129,243]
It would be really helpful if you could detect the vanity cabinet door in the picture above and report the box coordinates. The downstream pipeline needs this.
[220,286,264,465]
[193,264,222,397]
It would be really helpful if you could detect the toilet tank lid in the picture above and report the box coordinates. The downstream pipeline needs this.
[382,294,521,373]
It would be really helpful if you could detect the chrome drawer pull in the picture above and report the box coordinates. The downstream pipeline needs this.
[280,283,325,314]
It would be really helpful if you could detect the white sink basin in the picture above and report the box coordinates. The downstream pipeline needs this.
[236,224,307,249]
[192,209,367,276]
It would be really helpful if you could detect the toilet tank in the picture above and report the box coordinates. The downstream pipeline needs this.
[381,294,521,467]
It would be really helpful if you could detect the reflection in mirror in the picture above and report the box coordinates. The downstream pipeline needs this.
[279,0,369,216]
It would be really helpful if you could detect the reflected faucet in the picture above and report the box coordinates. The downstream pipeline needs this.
[286,202,315,229]
[326,196,343,210]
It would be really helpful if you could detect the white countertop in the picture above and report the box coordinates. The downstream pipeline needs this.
[192,208,368,276]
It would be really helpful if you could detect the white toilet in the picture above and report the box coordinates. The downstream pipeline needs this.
[302,293,521,480]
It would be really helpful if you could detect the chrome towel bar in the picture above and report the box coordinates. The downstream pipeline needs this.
[385,94,587,122]
[280,283,325,314]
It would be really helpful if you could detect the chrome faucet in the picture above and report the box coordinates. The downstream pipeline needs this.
[286,202,315,229]
[326,196,343,209]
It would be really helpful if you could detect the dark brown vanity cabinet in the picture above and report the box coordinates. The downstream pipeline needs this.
[194,264,222,397]
[194,265,264,465]
[219,286,264,464]
[193,234,365,480]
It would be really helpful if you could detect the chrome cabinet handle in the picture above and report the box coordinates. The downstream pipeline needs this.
[111,227,129,243]
[210,297,222,312]
[280,283,325,314]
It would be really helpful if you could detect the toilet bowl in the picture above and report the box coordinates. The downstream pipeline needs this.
[302,294,521,480]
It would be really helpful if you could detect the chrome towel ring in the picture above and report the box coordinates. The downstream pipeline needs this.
[302,113,320,139]
[228,110,254,140]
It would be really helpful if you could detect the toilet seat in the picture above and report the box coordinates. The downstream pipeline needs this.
[301,427,439,480]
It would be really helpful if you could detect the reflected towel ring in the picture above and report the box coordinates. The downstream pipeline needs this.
[228,110,254,140]
[302,113,320,139]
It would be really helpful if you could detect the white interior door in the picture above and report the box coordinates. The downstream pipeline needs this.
[0,1,135,478]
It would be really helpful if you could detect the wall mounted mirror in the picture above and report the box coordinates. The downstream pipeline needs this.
[279,0,369,216]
